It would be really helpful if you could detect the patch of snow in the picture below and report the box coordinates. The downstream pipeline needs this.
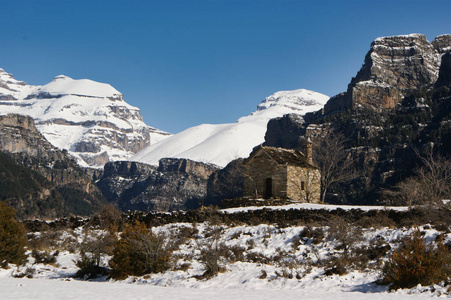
[220,203,409,214]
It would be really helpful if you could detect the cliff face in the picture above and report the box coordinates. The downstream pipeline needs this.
[263,33,451,205]
[0,114,106,218]
[97,158,219,212]
[321,34,451,115]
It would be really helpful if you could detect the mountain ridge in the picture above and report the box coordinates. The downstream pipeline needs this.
[132,89,329,167]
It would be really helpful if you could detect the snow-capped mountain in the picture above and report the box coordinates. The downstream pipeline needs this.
[132,89,329,167]
[0,68,171,167]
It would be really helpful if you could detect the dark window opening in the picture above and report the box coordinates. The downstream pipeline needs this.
[301,181,305,190]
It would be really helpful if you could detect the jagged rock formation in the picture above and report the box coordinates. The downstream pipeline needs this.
[0,114,106,218]
[264,114,308,150]
[304,34,451,121]
[0,68,171,168]
[97,158,219,212]
[264,33,451,205]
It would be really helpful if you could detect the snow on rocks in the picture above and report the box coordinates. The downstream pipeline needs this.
[0,69,171,167]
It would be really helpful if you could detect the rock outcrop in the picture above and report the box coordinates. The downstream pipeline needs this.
[97,158,219,212]
[0,114,106,218]
[308,34,451,118]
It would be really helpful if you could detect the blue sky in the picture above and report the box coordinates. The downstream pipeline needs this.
[2,0,450,133]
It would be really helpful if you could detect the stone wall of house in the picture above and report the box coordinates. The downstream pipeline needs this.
[286,166,321,203]
[243,154,287,199]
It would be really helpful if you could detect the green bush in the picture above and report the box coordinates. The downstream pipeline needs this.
[0,201,27,267]
[109,221,172,279]
[382,230,451,289]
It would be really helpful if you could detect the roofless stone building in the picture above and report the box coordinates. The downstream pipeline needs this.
[242,143,321,203]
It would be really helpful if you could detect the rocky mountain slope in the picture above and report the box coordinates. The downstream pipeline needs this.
[132,89,329,167]
[0,114,106,218]
[264,33,451,205]
[0,68,171,168]
[96,158,218,212]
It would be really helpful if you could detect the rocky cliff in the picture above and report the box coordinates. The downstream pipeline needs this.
[0,114,106,218]
[0,69,171,168]
[264,33,451,205]
[97,158,219,212]
[310,34,451,118]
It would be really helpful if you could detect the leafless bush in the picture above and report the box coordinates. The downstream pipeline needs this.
[31,250,59,266]
[299,226,325,244]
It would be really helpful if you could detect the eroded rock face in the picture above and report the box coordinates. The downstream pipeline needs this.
[264,114,307,150]
[97,158,219,212]
[323,34,451,115]
[0,114,106,218]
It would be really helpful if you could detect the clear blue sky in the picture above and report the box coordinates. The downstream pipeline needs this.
[2,0,450,133]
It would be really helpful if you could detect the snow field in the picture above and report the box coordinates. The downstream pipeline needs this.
[2,220,450,299]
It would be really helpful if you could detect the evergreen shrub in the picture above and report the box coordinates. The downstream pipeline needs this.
[382,230,451,289]
[0,201,27,267]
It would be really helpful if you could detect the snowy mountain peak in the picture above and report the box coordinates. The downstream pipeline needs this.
[132,88,329,167]
[257,89,328,112]
[53,74,71,80]
[0,68,171,168]
[238,89,328,123]
[39,75,122,100]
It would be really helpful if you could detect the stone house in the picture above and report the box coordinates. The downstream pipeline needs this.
[242,143,321,203]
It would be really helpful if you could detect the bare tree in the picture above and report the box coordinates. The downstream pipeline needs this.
[391,177,422,207]
[391,149,451,207]
[312,133,356,202]
[415,149,451,204]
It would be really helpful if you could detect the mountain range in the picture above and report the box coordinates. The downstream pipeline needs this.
[0,32,450,216]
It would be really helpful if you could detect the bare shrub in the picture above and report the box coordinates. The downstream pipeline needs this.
[31,250,59,266]
[96,204,123,233]
[357,214,396,229]
[327,216,363,257]
[74,230,116,279]
[391,150,451,207]
[109,221,172,279]
[299,226,325,244]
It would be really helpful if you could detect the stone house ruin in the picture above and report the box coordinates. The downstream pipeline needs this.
[242,143,321,203]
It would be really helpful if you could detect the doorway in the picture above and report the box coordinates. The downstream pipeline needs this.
[265,178,273,199]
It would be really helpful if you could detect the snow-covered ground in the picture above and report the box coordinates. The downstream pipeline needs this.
[132,89,329,167]
[221,203,409,214]
[0,219,449,299]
